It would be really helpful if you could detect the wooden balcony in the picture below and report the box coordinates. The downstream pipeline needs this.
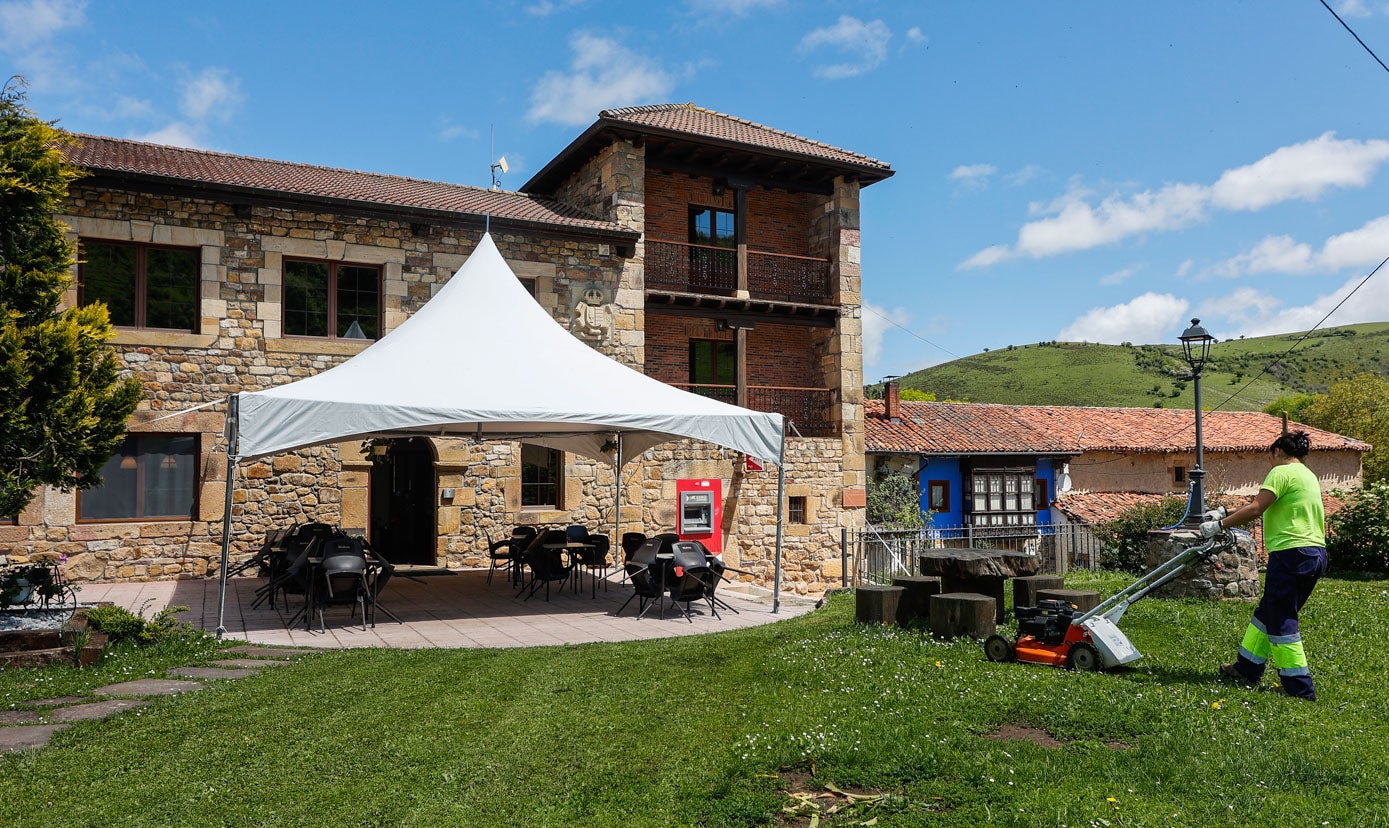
[672,383,837,438]
[646,240,833,305]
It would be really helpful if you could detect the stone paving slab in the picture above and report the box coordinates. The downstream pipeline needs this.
[223,645,315,659]
[168,666,259,680]
[0,723,69,753]
[210,658,288,669]
[29,695,86,706]
[93,678,203,697]
[46,699,148,722]
[0,710,41,724]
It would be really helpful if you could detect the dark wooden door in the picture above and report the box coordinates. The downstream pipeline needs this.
[369,437,436,565]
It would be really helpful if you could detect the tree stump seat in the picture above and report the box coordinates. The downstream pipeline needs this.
[890,575,942,625]
[855,584,905,626]
[1036,588,1102,613]
[1013,575,1065,610]
[928,592,996,639]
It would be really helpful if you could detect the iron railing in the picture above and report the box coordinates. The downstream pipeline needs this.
[842,521,1103,586]
[646,240,833,304]
[672,383,837,438]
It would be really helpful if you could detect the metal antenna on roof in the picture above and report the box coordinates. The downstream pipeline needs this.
[489,124,508,191]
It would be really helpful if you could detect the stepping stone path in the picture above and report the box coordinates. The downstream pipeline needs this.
[0,645,313,754]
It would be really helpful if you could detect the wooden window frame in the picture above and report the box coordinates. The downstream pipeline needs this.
[76,433,201,523]
[688,338,737,386]
[968,467,1037,527]
[78,239,201,332]
[788,495,807,524]
[282,258,382,340]
[1173,466,1187,484]
[688,205,736,248]
[927,480,950,513]
[520,444,564,510]
[1035,478,1049,510]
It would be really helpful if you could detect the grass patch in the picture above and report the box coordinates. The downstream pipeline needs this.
[1,574,1386,826]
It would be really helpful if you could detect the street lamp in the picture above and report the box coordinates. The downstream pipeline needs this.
[1179,318,1215,525]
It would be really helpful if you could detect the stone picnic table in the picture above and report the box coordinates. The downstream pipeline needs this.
[918,548,1043,623]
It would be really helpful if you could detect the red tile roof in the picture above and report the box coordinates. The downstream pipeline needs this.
[865,401,1371,455]
[63,134,634,238]
[601,104,892,174]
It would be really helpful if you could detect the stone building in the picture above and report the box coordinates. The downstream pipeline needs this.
[1,104,893,593]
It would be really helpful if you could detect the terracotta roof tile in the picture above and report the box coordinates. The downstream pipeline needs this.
[865,401,1371,455]
[600,103,892,173]
[63,134,632,236]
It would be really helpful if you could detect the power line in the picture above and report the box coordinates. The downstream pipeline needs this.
[1319,0,1389,76]
[864,304,962,361]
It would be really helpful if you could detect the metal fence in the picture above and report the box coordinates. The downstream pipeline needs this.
[841,521,1104,586]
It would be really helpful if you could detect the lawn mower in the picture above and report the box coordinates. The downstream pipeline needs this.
[984,528,1243,671]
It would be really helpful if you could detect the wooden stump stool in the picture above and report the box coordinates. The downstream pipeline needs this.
[1013,575,1064,611]
[928,592,997,639]
[891,575,942,626]
[1036,588,1102,613]
[855,584,906,626]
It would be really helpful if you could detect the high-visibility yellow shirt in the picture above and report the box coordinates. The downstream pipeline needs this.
[1260,462,1325,551]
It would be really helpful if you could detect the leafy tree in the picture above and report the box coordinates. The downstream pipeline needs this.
[1091,495,1187,573]
[1327,483,1389,572]
[0,79,141,517]
[1262,393,1318,424]
[1300,374,1389,484]
[866,472,925,530]
[899,388,935,401]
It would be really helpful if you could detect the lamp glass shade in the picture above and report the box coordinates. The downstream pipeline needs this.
[1179,318,1214,372]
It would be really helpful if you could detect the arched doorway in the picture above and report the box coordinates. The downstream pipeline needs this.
[369,437,437,566]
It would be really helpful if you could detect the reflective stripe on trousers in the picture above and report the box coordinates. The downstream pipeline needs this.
[1232,546,1325,699]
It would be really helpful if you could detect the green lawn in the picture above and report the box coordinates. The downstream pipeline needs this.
[2,572,1387,826]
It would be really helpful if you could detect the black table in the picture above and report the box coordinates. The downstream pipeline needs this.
[545,541,602,597]
[917,548,1042,623]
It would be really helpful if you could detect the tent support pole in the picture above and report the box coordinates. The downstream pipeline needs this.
[614,433,623,566]
[215,393,239,640]
[773,421,787,614]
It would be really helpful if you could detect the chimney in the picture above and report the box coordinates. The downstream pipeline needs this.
[885,378,901,422]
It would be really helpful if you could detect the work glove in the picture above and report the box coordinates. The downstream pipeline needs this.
[1199,519,1222,538]
[1203,506,1227,522]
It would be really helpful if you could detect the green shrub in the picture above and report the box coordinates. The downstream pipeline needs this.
[84,602,195,645]
[866,472,925,530]
[1092,495,1188,573]
[1327,483,1389,572]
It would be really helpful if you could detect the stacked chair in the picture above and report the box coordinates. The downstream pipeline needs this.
[517,529,572,601]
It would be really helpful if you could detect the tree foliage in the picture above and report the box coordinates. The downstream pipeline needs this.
[0,79,141,517]
[865,472,925,530]
[1262,393,1318,424]
[1327,483,1389,572]
[1300,373,1389,484]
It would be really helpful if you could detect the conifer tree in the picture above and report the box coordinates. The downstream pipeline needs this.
[0,78,141,517]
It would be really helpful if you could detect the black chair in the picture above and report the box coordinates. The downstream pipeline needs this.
[518,529,572,602]
[263,522,338,611]
[667,541,719,622]
[311,536,373,632]
[615,536,669,619]
[565,524,589,543]
[572,534,611,596]
[486,526,536,586]
[230,527,289,580]
[617,532,647,584]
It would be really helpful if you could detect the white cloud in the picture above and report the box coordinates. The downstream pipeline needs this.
[862,302,909,373]
[963,133,1389,269]
[179,67,240,123]
[799,16,891,79]
[134,122,205,149]
[1004,164,1040,187]
[1058,292,1189,344]
[1014,182,1208,258]
[1099,266,1138,286]
[1213,213,1389,277]
[685,0,780,14]
[949,163,995,181]
[1211,132,1389,211]
[1336,1,1373,17]
[1176,259,1194,278]
[526,0,585,15]
[528,33,673,126]
[905,26,926,45]
[438,118,478,142]
[0,0,83,51]
[1208,273,1389,339]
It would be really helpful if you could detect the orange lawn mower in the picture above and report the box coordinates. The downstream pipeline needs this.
[984,529,1244,671]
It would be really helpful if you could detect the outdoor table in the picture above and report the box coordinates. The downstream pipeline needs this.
[917,548,1042,623]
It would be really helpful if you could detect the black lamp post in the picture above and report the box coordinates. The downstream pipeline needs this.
[1179,318,1215,525]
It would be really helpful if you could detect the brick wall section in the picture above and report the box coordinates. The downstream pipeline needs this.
[644,315,821,389]
[644,169,813,256]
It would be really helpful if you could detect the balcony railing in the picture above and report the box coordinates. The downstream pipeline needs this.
[672,383,837,437]
[646,240,833,305]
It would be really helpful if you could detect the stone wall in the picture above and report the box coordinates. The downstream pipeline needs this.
[1143,529,1259,600]
[1070,449,1363,496]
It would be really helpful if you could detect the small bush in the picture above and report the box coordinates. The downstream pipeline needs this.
[1092,496,1188,573]
[84,602,195,645]
[866,473,925,530]
[1328,483,1389,572]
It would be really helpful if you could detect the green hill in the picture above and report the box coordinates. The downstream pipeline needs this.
[881,322,1389,412]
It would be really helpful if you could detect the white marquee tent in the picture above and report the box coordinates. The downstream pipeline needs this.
[214,233,789,634]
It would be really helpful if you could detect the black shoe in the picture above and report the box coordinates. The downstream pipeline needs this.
[1219,663,1259,686]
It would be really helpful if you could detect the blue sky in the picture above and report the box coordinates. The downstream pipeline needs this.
[6,1,1389,381]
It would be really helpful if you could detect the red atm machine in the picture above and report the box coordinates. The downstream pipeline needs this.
[675,478,723,554]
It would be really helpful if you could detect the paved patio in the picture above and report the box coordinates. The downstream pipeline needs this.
[77,569,820,649]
